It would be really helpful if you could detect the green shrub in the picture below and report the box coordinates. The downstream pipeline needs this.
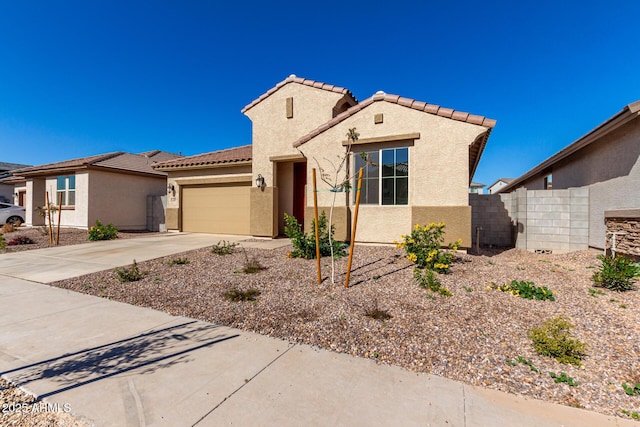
[224,288,261,302]
[394,222,461,273]
[489,280,555,301]
[88,220,118,241]
[592,255,640,292]
[211,240,238,255]
[550,372,578,386]
[168,257,189,265]
[0,233,5,250]
[284,212,346,259]
[115,260,148,283]
[414,267,451,296]
[528,316,587,365]
[622,382,640,396]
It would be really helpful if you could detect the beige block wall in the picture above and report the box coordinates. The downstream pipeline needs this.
[245,82,347,195]
[164,164,252,231]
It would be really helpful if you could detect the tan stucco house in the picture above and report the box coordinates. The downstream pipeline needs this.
[11,150,180,230]
[154,75,496,245]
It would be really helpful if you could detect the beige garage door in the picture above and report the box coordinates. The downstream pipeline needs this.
[181,183,251,234]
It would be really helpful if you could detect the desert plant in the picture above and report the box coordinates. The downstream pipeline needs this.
[211,240,239,255]
[7,236,34,246]
[414,267,451,296]
[115,260,147,283]
[168,257,189,265]
[284,212,345,259]
[0,233,5,250]
[621,410,640,420]
[88,220,118,241]
[550,372,578,386]
[239,247,266,274]
[592,254,640,292]
[622,382,640,396]
[1,223,15,233]
[224,288,261,302]
[528,316,587,365]
[489,280,555,301]
[506,356,539,373]
[394,222,461,273]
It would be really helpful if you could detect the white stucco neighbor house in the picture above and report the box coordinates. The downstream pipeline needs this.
[11,150,180,230]
[0,162,31,204]
[154,75,497,246]
[487,178,513,194]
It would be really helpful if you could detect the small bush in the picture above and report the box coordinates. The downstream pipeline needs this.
[1,223,15,233]
[168,257,189,265]
[88,220,118,241]
[528,316,587,365]
[0,233,5,250]
[224,288,261,302]
[550,372,578,386]
[284,212,346,259]
[115,260,148,283]
[394,222,461,273]
[414,267,451,296]
[489,280,555,301]
[243,257,265,274]
[592,255,640,292]
[622,382,640,396]
[211,240,238,255]
[7,236,34,246]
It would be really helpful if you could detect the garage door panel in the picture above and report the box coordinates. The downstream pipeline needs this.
[182,184,250,234]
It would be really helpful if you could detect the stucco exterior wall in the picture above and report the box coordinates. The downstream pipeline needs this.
[25,179,45,226]
[43,172,89,228]
[87,170,166,230]
[296,101,487,243]
[245,83,347,192]
[276,162,294,234]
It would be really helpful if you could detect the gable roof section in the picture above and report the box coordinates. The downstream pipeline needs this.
[499,100,640,194]
[241,75,357,114]
[11,151,179,177]
[292,91,496,148]
[0,162,31,172]
[153,145,252,170]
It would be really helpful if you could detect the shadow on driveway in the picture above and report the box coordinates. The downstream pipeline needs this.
[3,321,238,399]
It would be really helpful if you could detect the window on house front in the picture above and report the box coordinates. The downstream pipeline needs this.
[354,147,408,205]
[56,175,76,206]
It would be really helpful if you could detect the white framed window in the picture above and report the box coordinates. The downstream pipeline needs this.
[354,147,409,205]
[56,175,76,206]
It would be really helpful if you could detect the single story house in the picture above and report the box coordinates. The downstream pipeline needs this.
[0,162,30,204]
[154,75,496,245]
[469,182,486,194]
[11,150,180,230]
[486,178,513,194]
[496,100,640,252]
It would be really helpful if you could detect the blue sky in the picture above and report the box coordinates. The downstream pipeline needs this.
[1,1,639,187]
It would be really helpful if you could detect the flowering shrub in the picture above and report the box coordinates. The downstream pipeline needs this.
[488,280,555,301]
[394,222,461,273]
[88,220,118,241]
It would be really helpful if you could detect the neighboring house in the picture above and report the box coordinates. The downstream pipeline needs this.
[486,178,513,194]
[469,182,485,194]
[154,75,496,245]
[0,162,31,204]
[11,151,180,230]
[497,100,640,251]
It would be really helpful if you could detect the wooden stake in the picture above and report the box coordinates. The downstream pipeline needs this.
[312,168,322,284]
[45,192,53,246]
[56,192,63,246]
[345,167,363,288]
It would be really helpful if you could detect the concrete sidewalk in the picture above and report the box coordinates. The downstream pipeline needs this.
[0,234,634,426]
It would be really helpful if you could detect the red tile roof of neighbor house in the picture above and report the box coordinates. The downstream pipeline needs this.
[12,151,181,177]
[241,75,357,113]
[152,145,252,169]
[292,91,497,148]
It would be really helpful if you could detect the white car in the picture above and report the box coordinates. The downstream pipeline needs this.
[0,203,26,225]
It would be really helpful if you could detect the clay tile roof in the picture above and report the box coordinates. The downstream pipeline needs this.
[292,93,496,148]
[153,145,252,170]
[241,75,357,113]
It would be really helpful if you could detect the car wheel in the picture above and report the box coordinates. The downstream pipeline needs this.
[6,216,24,226]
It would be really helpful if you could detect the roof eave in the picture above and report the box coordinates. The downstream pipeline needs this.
[154,160,252,172]
[499,102,640,193]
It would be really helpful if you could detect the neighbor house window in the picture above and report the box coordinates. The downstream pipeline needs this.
[544,173,553,190]
[354,147,408,205]
[56,175,75,206]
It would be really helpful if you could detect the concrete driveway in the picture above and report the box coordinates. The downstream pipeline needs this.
[0,233,633,426]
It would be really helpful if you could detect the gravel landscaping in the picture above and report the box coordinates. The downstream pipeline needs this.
[47,242,640,421]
